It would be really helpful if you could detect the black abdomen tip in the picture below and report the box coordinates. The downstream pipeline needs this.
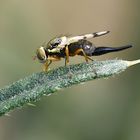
[92,44,133,56]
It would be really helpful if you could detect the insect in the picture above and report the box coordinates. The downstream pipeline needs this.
[36,31,132,71]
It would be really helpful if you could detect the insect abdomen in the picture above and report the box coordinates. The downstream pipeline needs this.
[68,40,95,56]
[68,40,132,57]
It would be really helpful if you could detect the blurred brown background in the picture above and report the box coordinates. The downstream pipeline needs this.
[0,0,140,140]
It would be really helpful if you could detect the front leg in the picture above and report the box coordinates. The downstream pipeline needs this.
[43,61,50,72]
[43,60,52,71]
[43,57,61,71]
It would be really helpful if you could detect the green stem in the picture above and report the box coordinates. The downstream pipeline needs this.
[0,59,139,116]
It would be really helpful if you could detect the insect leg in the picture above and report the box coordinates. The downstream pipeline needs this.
[65,57,67,66]
[65,45,70,65]
[86,56,94,61]
[43,61,49,71]
[43,59,59,71]
[48,60,52,66]
[74,48,89,62]
[65,45,74,77]
[48,56,61,61]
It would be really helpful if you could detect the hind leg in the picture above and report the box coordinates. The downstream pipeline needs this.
[74,48,97,77]
[74,48,93,62]
[87,56,94,61]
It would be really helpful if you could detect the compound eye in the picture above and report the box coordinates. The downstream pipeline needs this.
[36,52,45,61]
[36,47,47,63]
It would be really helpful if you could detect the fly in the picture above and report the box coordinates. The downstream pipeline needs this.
[36,31,132,71]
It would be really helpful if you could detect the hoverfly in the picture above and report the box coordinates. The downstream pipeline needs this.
[36,31,132,71]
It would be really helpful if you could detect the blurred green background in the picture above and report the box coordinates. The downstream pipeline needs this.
[0,0,140,140]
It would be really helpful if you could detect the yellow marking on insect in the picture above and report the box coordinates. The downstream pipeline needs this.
[47,56,61,61]
[96,31,108,36]
[59,36,67,45]
[48,48,61,53]
[68,34,93,44]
